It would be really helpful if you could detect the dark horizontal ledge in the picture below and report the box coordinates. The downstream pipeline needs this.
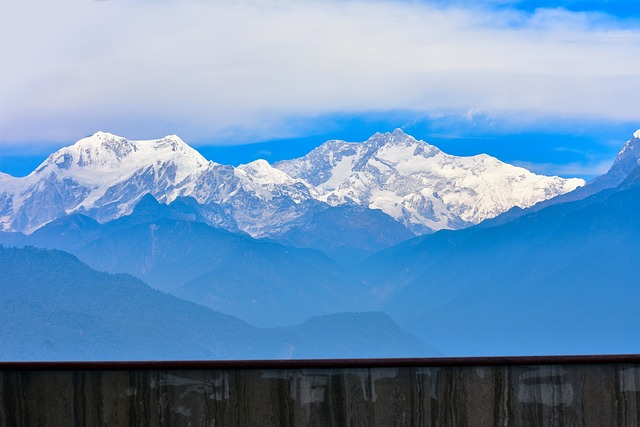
[2,354,640,371]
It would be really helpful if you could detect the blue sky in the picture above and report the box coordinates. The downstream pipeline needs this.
[1,0,639,179]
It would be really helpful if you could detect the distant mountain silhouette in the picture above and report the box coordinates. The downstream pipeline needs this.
[360,165,640,356]
[3,195,369,327]
[0,246,434,360]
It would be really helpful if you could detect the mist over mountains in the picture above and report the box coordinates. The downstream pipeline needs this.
[0,246,432,360]
[20,194,367,327]
[2,129,639,359]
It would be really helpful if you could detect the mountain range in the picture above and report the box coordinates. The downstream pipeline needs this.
[2,128,639,359]
[0,129,582,240]
[0,246,432,360]
[11,194,367,327]
[361,130,640,355]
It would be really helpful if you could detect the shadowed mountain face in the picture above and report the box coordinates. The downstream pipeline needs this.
[0,246,272,360]
[360,167,640,356]
[271,204,416,265]
[3,195,370,327]
[275,312,439,359]
[0,246,435,361]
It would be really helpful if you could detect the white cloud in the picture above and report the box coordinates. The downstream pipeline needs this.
[2,0,640,144]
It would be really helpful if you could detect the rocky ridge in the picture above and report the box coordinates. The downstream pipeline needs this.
[0,129,584,236]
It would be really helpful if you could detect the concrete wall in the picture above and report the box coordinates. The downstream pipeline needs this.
[2,358,640,426]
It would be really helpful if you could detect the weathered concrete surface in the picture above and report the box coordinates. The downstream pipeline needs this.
[2,361,640,426]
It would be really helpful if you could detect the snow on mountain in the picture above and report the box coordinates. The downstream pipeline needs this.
[610,131,640,173]
[275,129,584,233]
[40,131,209,187]
[188,160,320,237]
[572,129,640,196]
[234,159,319,203]
[0,129,585,236]
[0,132,213,232]
[0,132,318,236]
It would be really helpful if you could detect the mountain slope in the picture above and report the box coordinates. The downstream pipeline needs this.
[360,167,640,356]
[275,129,583,233]
[0,245,271,360]
[0,132,318,237]
[276,312,439,358]
[271,204,416,264]
[0,246,433,360]
[481,129,640,228]
[6,195,368,327]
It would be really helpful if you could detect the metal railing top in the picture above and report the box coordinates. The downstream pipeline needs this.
[2,354,640,371]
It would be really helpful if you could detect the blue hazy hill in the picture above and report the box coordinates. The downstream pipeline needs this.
[6,195,371,327]
[0,246,434,360]
[276,311,439,358]
[271,204,416,265]
[361,167,640,356]
[0,245,274,360]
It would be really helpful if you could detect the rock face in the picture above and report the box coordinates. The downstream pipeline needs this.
[0,130,583,236]
[590,129,640,190]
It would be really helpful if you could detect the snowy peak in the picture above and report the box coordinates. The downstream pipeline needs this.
[33,132,211,187]
[275,130,584,233]
[1,129,586,237]
[365,129,441,157]
[0,132,219,233]
[39,132,136,172]
[233,159,318,206]
[273,129,439,189]
[594,129,640,189]
[368,131,441,170]
[46,131,208,171]
[236,159,297,186]
[614,130,640,166]
[77,131,138,160]
[368,128,430,149]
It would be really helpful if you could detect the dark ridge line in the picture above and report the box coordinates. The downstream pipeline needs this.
[2,354,640,371]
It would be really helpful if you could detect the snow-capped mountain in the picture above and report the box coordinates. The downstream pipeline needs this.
[556,128,640,197]
[360,148,640,356]
[480,129,640,229]
[0,132,316,235]
[191,159,319,237]
[599,129,640,185]
[0,129,584,236]
[0,132,211,233]
[275,129,584,233]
